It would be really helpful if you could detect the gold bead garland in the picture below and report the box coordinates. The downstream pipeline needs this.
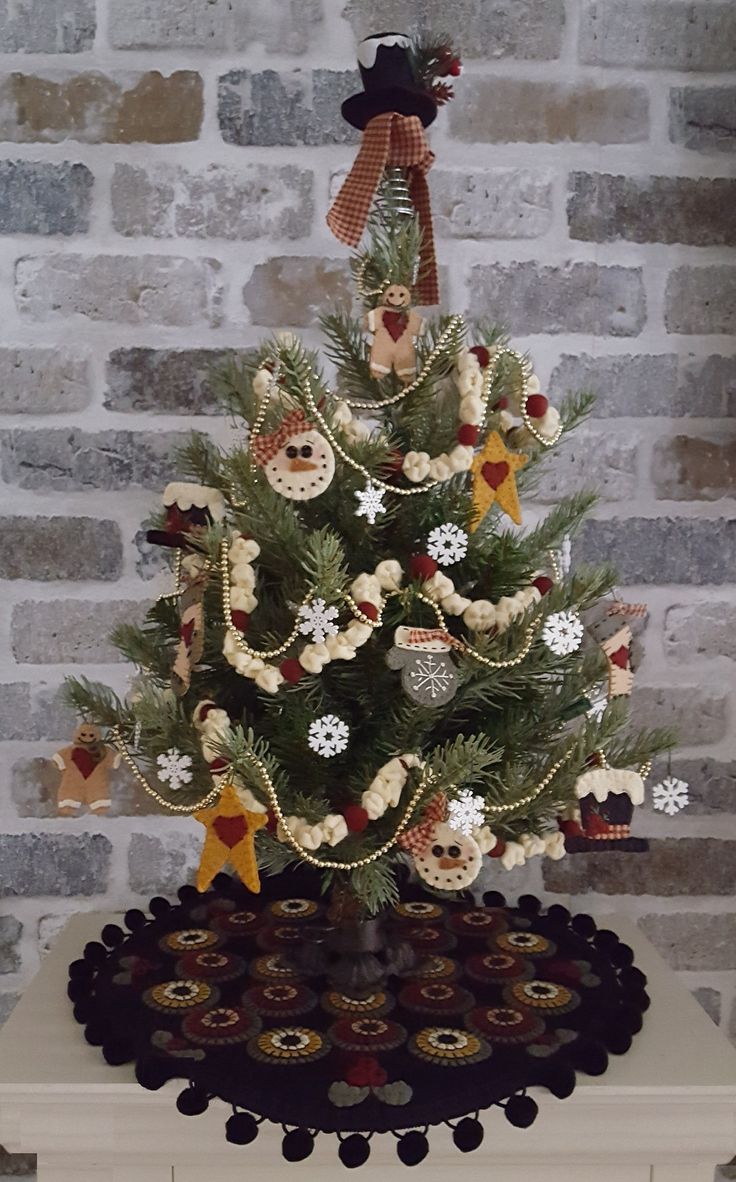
[221,542,384,663]
[483,748,575,816]
[413,590,540,671]
[501,347,562,449]
[110,726,221,812]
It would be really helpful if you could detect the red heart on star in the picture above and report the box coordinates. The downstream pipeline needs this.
[213,815,248,849]
[481,460,509,490]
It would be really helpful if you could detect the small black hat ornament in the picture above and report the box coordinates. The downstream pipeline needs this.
[342,32,438,130]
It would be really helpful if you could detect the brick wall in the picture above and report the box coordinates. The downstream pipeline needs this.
[0,0,734,1123]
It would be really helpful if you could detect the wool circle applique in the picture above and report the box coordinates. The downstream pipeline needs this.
[449,908,509,938]
[465,1006,545,1045]
[175,950,245,983]
[393,901,446,921]
[270,899,319,921]
[495,931,554,958]
[506,980,580,1014]
[248,1026,329,1064]
[243,983,317,1018]
[143,979,217,1013]
[329,1016,407,1053]
[250,953,301,981]
[211,909,263,936]
[465,951,531,984]
[398,981,474,1016]
[160,929,221,954]
[182,1005,260,1047]
[412,954,457,981]
[321,990,394,1017]
[409,1026,491,1066]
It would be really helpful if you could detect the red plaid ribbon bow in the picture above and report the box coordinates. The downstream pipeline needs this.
[250,409,312,468]
[398,793,447,858]
[327,112,439,306]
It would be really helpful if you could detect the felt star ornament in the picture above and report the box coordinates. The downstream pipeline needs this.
[470,431,528,529]
[194,783,267,894]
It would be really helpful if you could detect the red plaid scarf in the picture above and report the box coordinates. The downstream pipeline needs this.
[398,793,447,858]
[251,409,312,468]
[327,112,439,306]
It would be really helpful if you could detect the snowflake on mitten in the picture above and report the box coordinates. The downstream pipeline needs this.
[427,522,468,566]
[297,598,339,644]
[156,748,193,792]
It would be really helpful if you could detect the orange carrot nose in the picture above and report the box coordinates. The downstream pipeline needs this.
[438,856,463,870]
[289,457,318,472]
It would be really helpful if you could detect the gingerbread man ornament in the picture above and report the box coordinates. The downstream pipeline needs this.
[366,285,424,384]
[52,723,120,816]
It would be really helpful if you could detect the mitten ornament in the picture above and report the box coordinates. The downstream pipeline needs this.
[251,409,335,501]
[52,722,120,816]
[386,626,458,707]
[366,285,424,384]
[560,766,647,853]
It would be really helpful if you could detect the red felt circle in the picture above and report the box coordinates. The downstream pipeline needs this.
[457,423,479,446]
[410,554,438,581]
[356,601,378,622]
[532,576,553,596]
[280,658,305,684]
[343,805,370,833]
[469,345,490,368]
[231,610,250,632]
[488,839,506,858]
[493,397,508,411]
[526,394,549,419]
[208,757,229,773]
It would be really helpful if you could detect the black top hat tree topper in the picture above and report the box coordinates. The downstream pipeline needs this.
[327,33,462,305]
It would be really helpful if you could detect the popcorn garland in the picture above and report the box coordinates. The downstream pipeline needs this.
[222,536,384,692]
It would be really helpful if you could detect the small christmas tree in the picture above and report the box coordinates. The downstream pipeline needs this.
[66,33,670,915]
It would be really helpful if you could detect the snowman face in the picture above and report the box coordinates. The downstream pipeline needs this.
[263,429,335,501]
[415,822,482,890]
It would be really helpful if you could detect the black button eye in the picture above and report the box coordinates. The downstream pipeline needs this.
[300,444,313,458]
[285,445,298,459]
[448,844,461,858]
[431,844,444,858]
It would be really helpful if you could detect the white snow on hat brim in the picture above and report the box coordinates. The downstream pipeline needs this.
[162,482,226,520]
[358,33,411,69]
[574,767,645,806]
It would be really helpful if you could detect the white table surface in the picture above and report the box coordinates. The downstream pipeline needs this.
[0,912,735,1182]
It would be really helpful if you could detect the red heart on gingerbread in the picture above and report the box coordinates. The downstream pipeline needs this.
[481,460,509,490]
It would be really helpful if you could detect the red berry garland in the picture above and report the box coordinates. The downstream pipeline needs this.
[532,576,553,596]
[280,658,305,684]
[526,394,549,419]
[343,805,370,833]
[410,554,438,581]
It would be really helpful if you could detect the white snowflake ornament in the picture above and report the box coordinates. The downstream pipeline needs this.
[427,522,469,566]
[297,597,339,644]
[308,714,350,758]
[652,775,689,816]
[156,748,193,792]
[542,609,584,656]
[448,789,485,836]
[587,685,608,722]
[355,481,386,525]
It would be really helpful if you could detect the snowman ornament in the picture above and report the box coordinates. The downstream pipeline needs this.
[251,409,335,501]
[399,794,482,891]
